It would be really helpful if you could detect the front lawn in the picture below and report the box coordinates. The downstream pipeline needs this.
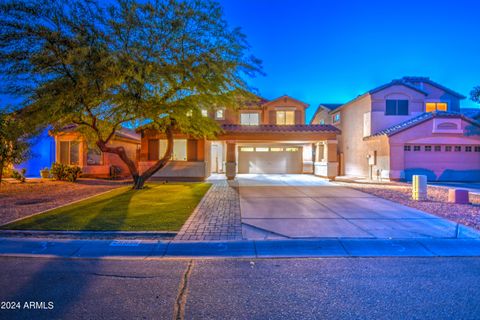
[1,182,211,231]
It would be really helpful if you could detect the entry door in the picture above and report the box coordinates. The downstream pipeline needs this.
[211,145,218,173]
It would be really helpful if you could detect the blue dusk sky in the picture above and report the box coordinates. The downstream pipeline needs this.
[220,0,480,122]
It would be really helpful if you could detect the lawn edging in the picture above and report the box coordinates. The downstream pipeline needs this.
[0,230,176,240]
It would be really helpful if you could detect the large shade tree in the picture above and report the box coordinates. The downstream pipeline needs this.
[471,86,480,104]
[0,0,262,189]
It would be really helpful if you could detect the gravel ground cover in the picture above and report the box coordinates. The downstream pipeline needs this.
[334,181,480,231]
[0,178,127,226]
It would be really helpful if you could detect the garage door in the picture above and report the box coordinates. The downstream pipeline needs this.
[238,146,302,174]
[404,144,480,181]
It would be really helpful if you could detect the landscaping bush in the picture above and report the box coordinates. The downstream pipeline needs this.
[11,168,26,182]
[50,162,82,182]
[40,167,50,179]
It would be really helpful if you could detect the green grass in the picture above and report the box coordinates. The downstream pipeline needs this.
[2,182,211,231]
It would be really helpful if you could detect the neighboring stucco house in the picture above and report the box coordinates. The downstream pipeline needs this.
[52,126,141,178]
[311,76,480,182]
[138,95,341,181]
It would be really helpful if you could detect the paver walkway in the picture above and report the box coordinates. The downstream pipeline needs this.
[175,179,242,241]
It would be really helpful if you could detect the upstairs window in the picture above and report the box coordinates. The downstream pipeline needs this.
[59,141,80,165]
[240,113,259,126]
[201,109,208,117]
[332,113,341,124]
[319,119,325,125]
[386,100,409,116]
[276,110,295,125]
[426,102,448,112]
[215,109,225,120]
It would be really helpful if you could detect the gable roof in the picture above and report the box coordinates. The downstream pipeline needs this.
[402,76,466,99]
[262,95,309,108]
[57,124,140,142]
[364,111,480,139]
[309,103,343,124]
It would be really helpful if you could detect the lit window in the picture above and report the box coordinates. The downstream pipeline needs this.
[319,119,325,125]
[148,139,187,161]
[285,147,299,152]
[87,147,103,165]
[59,141,80,165]
[426,102,448,112]
[466,146,472,152]
[270,147,283,152]
[201,109,208,117]
[434,146,441,152]
[240,113,259,125]
[454,146,461,152]
[255,147,269,152]
[386,100,409,116]
[215,109,225,120]
[475,146,480,152]
[332,113,341,124]
[404,145,411,151]
[186,110,193,117]
[445,146,452,152]
[240,147,254,152]
[276,111,295,125]
[413,146,420,151]
[424,146,432,152]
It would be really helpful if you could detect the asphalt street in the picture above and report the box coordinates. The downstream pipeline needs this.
[0,257,479,320]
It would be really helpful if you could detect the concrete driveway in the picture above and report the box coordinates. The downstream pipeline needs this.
[238,174,480,240]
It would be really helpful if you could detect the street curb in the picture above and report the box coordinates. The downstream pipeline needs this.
[0,230,177,239]
[1,238,480,259]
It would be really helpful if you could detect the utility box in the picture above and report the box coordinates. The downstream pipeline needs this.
[412,175,427,201]
[448,189,469,204]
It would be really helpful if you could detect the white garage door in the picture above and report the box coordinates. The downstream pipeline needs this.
[238,146,302,174]
[404,144,480,181]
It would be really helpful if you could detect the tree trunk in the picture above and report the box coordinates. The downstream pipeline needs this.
[133,125,174,189]
[0,162,3,186]
[96,124,175,190]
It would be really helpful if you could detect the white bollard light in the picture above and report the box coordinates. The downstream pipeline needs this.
[412,175,427,201]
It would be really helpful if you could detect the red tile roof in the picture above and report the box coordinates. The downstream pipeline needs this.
[221,124,340,133]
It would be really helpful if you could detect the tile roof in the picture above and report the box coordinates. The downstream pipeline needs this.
[460,108,480,119]
[221,124,340,134]
[59,124,140,142]
[365,111,480,139]
[402,76,466,99]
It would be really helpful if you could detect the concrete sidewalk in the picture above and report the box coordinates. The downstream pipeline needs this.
[1,237,480,259]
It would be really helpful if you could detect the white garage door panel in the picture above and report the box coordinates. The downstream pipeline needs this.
[238,148,302,174]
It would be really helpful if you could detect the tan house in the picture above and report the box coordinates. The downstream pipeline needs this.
[311,77,480,182]
[138,95,341,181]
[53,126,141,178]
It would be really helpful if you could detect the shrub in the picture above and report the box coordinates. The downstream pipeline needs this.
[50,162,82,182]
[12,168,26,183]
[40,167,50,178]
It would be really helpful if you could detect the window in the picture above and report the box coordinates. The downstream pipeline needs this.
[276,111,295,125]
[285,147,299,152]
[87,147,103,165]
[454,146,461,152]
[240,113,259,126]
[215,109,225,120]
[255,147,269,152]
[475,146,480,152]
[186,110,193,117]
[466,146,472,152]
[434,146,441,152]
[424,146,432,152]
[319,119,325,125]
[404,145,411,151]
[413,146,421,151]
[445,146,452,152]
[59,141,80,165]
[201,109,208,117]
[332,113,341,124]
[240,147,254,152]
[270,147,283,152]
[148,139,187,161]
[386,100,409,115]
[426,102,448,112]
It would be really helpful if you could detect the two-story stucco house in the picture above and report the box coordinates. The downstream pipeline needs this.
[311,77,480,182]
[138,95,340,181]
